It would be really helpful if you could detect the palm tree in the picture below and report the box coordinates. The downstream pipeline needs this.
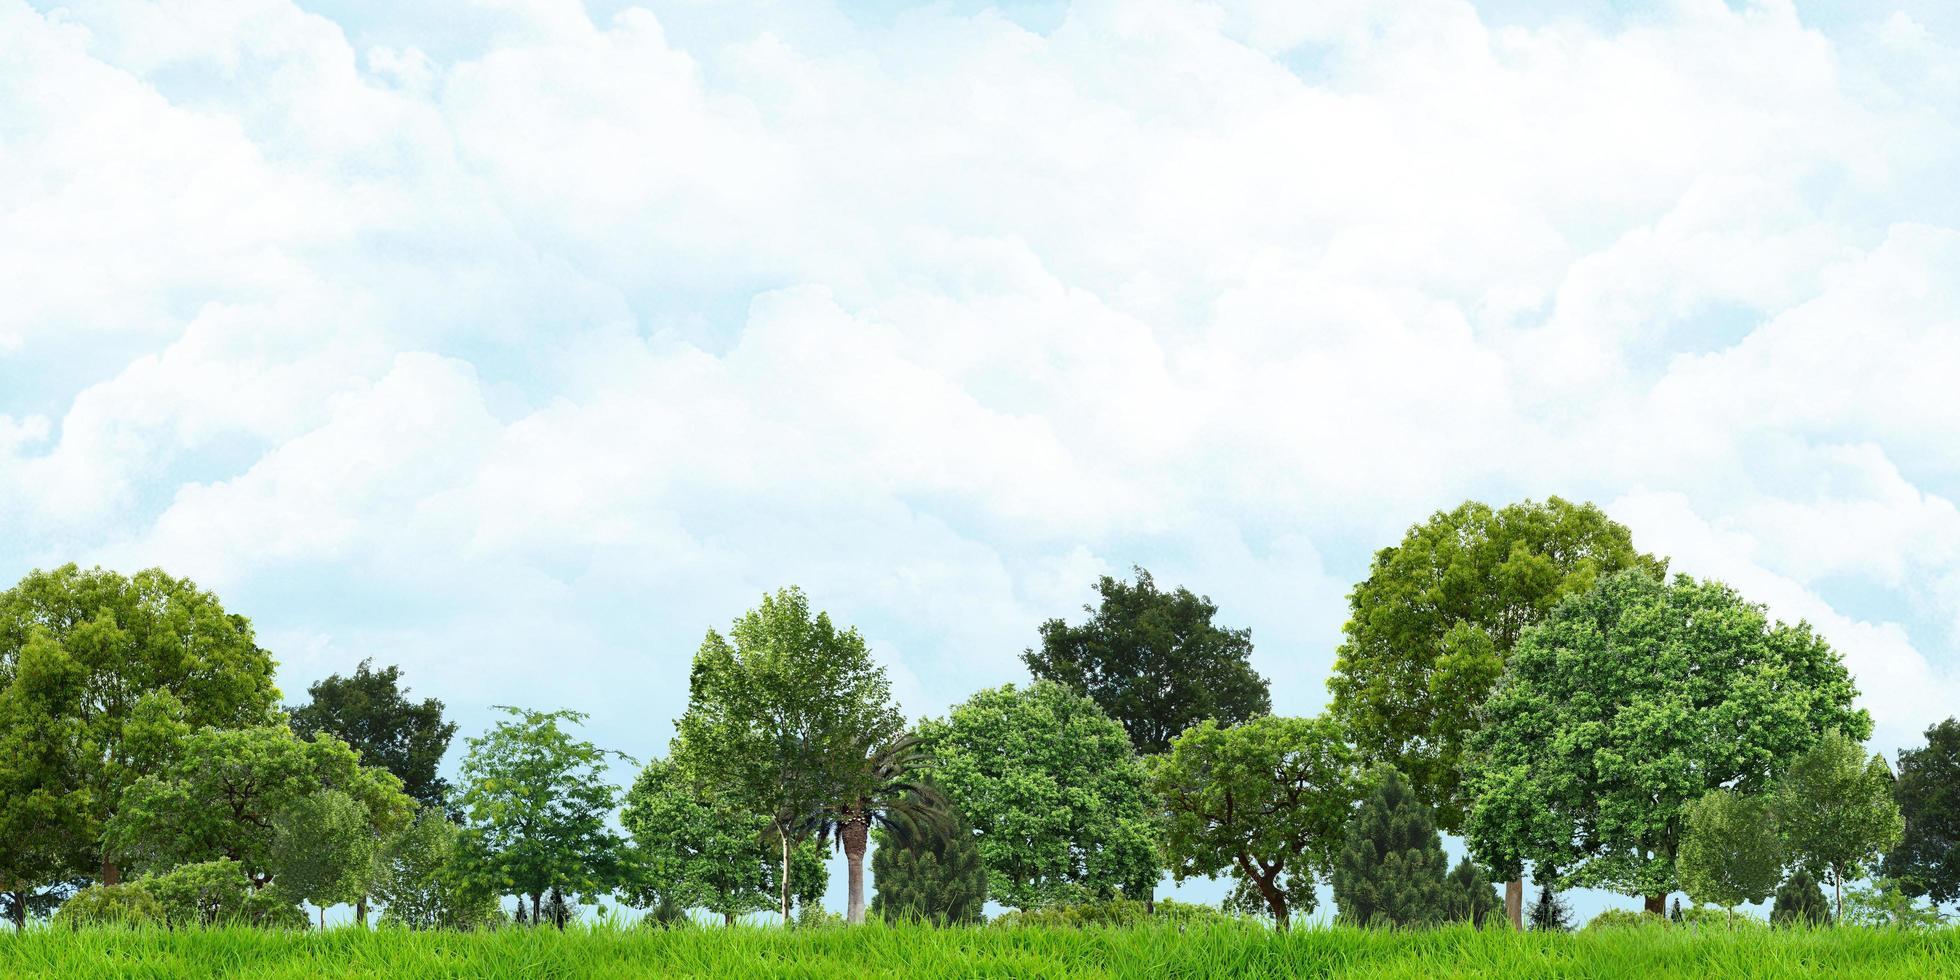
[801,735,951,924]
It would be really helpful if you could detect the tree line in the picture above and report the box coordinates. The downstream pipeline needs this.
[1,498,1955,931]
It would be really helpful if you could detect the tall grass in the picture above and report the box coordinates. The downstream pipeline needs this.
[2,921,1955,978]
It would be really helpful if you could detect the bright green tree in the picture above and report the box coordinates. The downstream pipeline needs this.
[1884,717,1960,907]
[105,725,413,895]
[1151,715,1359,927]
[1677,789,1782,923]
[1326,498,1664,923]
[915,680,1160,909]
[1771,869,1830,927]
[870,794,987,925]
[288,660,458,811]
[371,809,501,931]
[0,634,93,930]
[1332,767,1455,927]
[674,587,904,923]
[1773,729,1905,921]
[0,565,282,886]
[1465,570,1868,915]
[1024,567,1270,755]
[270,790,374,929]
[454,706,626,927]
[621,753,775,926]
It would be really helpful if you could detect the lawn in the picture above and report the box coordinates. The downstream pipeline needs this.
[3,923,1957,979]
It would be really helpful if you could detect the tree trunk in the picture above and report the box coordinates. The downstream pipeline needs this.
[724,912,735,927]
[356,894,368,928]
[530,893,543,928]
[101,855,121,886]
[842,813,869,925]
[1833,867,1842,923]
[1644,893,1665,916]
[9,892,26,931]
[1505,879,1523,930]
[319,905,326,931]
[779,826,792,924]
[551,885,566,931]
[1234,853,1289,930]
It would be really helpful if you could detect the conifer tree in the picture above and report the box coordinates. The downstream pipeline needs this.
[1771,870,1830,927]
[869,798,987,925]
[1442,858,1503,927]
[1332,768,1453,927]
[1529,884,1572,932]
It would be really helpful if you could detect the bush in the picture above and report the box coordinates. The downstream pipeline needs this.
[1771,870,1830,927]
[139,859,304,930]
[1674,905,1768,930]
[794,905,844,929]
[52,884,165,929]
[1584,908,1668,930]
[993,898,1150,929]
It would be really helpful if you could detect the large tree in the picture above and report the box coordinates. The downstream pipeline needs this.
[454,706,625,927]
[1676,789,1782,923]
[371,810,501,931]
[1326,498,1663,925]
[1024,567,1270,755]
[674,587,904,923]
[1884,717,1960,908]
[915,680,1160,909]
[104,725,413,898]
[621,753,776,926]
[1151,715,1359,928]
[1464,570,1869,916]
[1774,729,1905,921]
[288,660,457,811]
[0,634,93,929]
[0,565,281,885]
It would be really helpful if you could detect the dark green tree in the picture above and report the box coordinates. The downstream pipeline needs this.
[1444,858,1503,928]
[0,634,93,930]
[801,737,950,925]
[1326,498,1664,926]
[1529,883,1571,931]
[1332,768,1454,927]
[870,795,987,925]
[1884,717,1959,907]
[1024,567,1270,755]
[1771,869,1830,927]
[288,660,458,811]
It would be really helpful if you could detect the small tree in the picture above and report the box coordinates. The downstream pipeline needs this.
[455,707,626,926]
[1332,768,1454,927]
[1152,715,1359,928]
[870,796,987,925]
[288,660,458,811]
[372,810,500,930]
[802,736,951,925]
[1529,884,1572,932]
[1677,789,1782,924]
[1771,870,1830,927]
[620,753,774,926]
[1023,567,1270,755]
[1444,858,1503,928]
[1884,717,1959,907]
[270,790,373,929]
[1774,730,1905,921]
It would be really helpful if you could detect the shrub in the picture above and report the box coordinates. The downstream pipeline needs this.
[993,898,1150,929]
[1772,870,1830,927]
[1675,905,1768,930]
[1584,908,1668,930]
[52,884,165,929]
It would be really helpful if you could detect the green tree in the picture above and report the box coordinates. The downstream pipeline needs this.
[1884,717,1960,907]
[270,790,374,930]
[288,660,458,811]
[1444,858,1503,927]
[915,681,1160,910]
[1771,869,1830,927]
[371,809,501,930]
[1773,729,1905,921]
[801,736,950,924]
[0,565,281,886]
[104,725,413,896]
[674,587,904,923]
[1529,883,1572,931]
[1464,570,1868,915]
[1677,789,1782,923]
[0,634,93,930]
[454,706,626,927]
[1151,715,1358,928]
[620,753,775,926]
[1332,767,1454,927]
[870,794,987,925]
[1024,567,1270,755]
[137,858,307,930]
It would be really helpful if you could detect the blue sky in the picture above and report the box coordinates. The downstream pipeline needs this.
[5,0,1960,921]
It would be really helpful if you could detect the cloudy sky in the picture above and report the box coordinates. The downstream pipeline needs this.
[6,0,1960,912]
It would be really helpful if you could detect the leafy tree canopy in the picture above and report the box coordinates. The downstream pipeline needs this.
[1884,717,1960,906]
[1328,499,1663,832]
[1774,729,1904,921]
[288,660,457,811]
[1152,715,1358,927]
[1024,567,1269,755]
[269,789,375,926]
[1465,570,1868,912]
[372,810,501,931]
[621,753,775,925]
[916,680,1159,910]
[1677,789,1782,915]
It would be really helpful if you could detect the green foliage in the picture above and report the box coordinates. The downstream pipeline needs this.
[870,796,987,926]
[1333,768,1459,927]
[288,660,458,811]
[105,725,413,891]
[1023,567,1270,756]
[621,754,775,925]
[53,882,165,929]
[1772,870,1831,927]
[1842,878,1948,930]
[1152,715,1359,927]
[271,790,375,918]
[1445,858,1503,928]
[0,565,281,887]
[372,810,502,931]
[987,897,1241,929]
[140,859,305,930]
[1327,499,1663,835]
[1677,790,1783,913]
[1584,908,1669,930]
[1675,905,1768,930]
[454,706,626,914]
[1529,884,1571,932]
[1885,717,1960,906]
[802,736,950,925]
[1774,729,1906,920]
[915,680,1160,910]
[674,587,904,921]
[1466,570,1869,907]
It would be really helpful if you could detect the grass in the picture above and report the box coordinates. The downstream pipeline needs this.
[2,922,1956,978]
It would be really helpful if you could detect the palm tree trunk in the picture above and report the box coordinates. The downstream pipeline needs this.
[842,813,869,925]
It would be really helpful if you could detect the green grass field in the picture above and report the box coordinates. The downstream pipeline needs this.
[3,923,1957,979]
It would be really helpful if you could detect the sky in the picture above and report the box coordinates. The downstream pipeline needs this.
[5,0,1960,920]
